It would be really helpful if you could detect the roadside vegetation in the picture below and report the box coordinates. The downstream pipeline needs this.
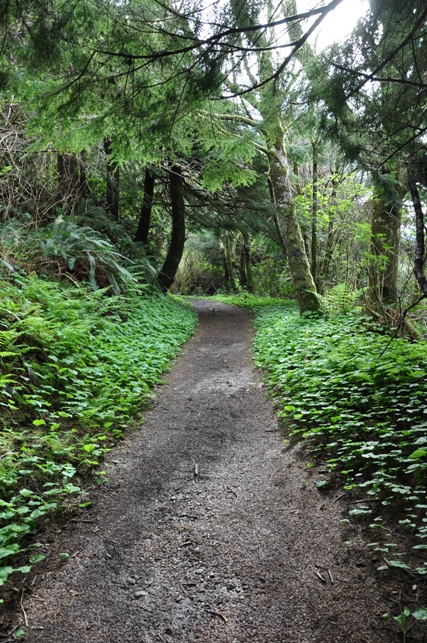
[0,263,196,594]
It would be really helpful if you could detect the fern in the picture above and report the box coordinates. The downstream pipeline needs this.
[0,217,155,292]
[316,284,365,315]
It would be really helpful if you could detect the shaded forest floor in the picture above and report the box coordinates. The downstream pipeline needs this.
[1,300,422,642]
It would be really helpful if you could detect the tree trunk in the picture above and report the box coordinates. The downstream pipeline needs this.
[134,167,155,244]
[158,166,186,292]
[104,138,120,223]
[408,178,427,297]
[311,140,318,290]
[267,177,287,254]
[319,174,339,290]
[369,182,402,304]
[268,140,319,314]
[239,243,248,290]
[243,232,253,293]
[221,233,237,293]
[79,150,88,201]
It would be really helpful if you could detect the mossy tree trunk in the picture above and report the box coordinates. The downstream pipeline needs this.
[311,140,319,290]
[158,166,186,292]
[268,139,319,314]
[409,178,427,297]
[239,232,253,293]
[369,181,402,305]
[221,233,238,293]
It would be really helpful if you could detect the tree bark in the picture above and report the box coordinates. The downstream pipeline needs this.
[134,167,155,244]
[242,231,253,293]
[221,233,237,293]
[311,140,318,290]
[319,174,339,289]
[267,177,287,254]
[104,138,120,223]
[268,140,319,314]
[158,166,186,292]
[79,150,88,201]
[239,242,248,290]
[408,178,427,297]
[369,182,402,304]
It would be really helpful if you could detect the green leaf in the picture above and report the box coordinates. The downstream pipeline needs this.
[32,419,46,426]
[387,560,410,570]
[0,544,20,560]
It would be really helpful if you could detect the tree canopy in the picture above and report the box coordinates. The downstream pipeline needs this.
[1,0,427,311]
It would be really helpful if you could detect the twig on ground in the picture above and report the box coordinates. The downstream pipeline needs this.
[333,492,347,503]
[315,563,334,584]
[226,485,238,498]
[314,568,327,583]
[207,609,228,623]
[194,464,199,479]
[20,590,28,627]
[180,583,191,598]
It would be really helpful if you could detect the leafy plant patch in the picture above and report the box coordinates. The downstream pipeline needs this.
[252,306,427,576]
[0,275,197,594]
[208,292,293,311]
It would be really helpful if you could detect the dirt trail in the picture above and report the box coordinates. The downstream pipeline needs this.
[20,300,392,642]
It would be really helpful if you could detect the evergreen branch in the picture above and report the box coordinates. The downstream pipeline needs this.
[201,113,271,157]
[220,0,344,98]
[200,110,259,128]
[92,4,339,63]
[347,4,427,97]
[330,62,427,90]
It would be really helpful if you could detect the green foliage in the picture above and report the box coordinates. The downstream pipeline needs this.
[0,274,196,593]
[315,283,365,314]
[210,292,293,312]
[173,234,226,295]
[294,173,371,291]
[0,216,156,292]
[253,304,427,574]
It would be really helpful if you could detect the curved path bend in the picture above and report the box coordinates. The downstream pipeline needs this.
[22,301,390,642]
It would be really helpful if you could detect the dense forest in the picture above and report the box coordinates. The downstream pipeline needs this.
[1,0,427,635]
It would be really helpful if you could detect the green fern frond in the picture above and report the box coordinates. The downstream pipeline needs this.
[317,284,364,315]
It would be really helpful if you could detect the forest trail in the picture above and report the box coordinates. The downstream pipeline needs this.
[22,301,391,643]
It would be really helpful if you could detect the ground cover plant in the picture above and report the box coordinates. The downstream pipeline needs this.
[208,292,291,312]
[0,274,197,595]
[251,303,427,580]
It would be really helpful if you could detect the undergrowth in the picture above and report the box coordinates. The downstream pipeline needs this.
[208,292,292,311]
[0,274,197,595]
[251,305,427,578]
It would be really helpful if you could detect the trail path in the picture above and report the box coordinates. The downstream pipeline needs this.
[22,301,391,642]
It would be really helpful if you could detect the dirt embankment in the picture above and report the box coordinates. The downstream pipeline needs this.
[2,300,404,642]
